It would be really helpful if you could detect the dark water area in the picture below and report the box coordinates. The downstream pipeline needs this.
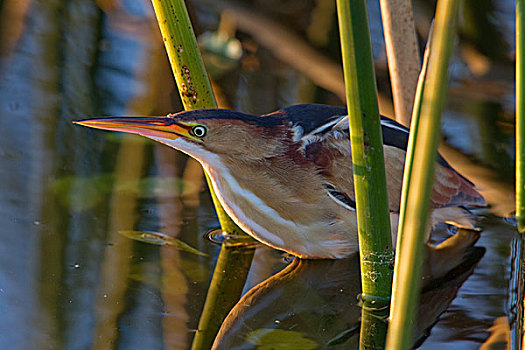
[0,0,519,349]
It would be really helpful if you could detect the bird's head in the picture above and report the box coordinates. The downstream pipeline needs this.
[74,109,290,164]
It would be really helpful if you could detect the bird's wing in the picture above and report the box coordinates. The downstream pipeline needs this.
[302,115,485,212]
[267,104,349,140]
[375,116,485,208]
[431,163,486,208]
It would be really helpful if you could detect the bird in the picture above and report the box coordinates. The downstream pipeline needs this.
[74,104,485,259]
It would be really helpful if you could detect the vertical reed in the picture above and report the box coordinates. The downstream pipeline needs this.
[336,0,393,347]
[336,0,393,303]
[386,0,460,348]
[149,2,254,349]
[517,0,525,231]
[513,0,525,347]
[150,0,244,235]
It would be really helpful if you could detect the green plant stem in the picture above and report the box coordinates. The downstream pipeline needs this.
[517,0,525,232]
[336,1,393,348]
[151,0,214,110]
[150,2,254,349]
[514,1,525,347]
[150,0,244,236]
[392,23,432,297]
[385,26,431,350]
[386,0,460,348]
[336,0,393,302]
[191,244,256,350]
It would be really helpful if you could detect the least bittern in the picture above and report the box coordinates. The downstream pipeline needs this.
[75,104,485,259]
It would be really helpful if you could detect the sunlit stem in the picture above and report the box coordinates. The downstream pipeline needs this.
[149,1,254,349]
[336,0,393,301]
[394,24,432,252]
[517,0,525,232]
[385,30,431,348]
[514,0,525,347]
[150,0,246,236]
[336,0,393,348]
[386,0,460,348]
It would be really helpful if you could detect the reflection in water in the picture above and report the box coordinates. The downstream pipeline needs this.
[424,216,515,349]
[213,230,485,349]
[509,231,524,349]
[92,137,146,350]
[155,145,188,350]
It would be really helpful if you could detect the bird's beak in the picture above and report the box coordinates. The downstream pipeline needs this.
[73,116,193,140]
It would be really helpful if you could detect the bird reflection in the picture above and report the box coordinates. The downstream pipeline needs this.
[213,230,485,349]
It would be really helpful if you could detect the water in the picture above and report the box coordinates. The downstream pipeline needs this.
[0,0,518,349]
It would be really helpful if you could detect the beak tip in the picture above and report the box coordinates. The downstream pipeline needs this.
[71,117,184,140]
[73,119,103,129]
[73,120,90,127]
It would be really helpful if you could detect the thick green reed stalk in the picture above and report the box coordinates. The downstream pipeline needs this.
[386,0,460,348]
[150,0,242,235]
[517,0,525,232]
[336,0,393,303]
[149,1,255,349]
[336,0,393,347]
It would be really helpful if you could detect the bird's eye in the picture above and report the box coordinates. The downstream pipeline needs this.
[192,125,207,138]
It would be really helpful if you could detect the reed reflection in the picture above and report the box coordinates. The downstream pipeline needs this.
[213,230,485,349]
